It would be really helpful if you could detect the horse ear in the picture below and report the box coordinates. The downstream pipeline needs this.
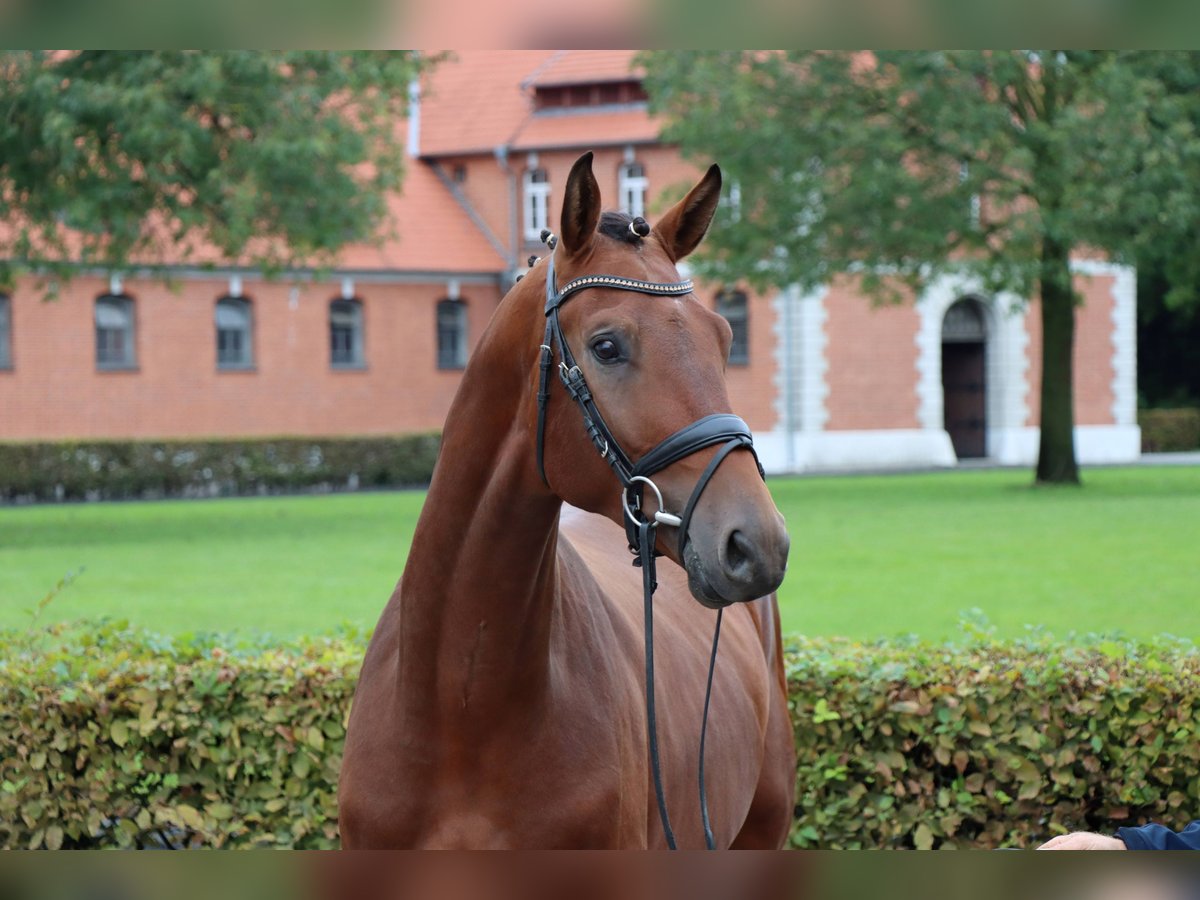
[559,151,601,257]
[653,164,722,262]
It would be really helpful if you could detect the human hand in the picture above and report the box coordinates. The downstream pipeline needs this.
[1038,832,1127,850]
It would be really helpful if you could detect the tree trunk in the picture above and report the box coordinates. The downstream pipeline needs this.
[1035,235,1081,485]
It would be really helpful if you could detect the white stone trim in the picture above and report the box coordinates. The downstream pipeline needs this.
[768,289,825,472]
[915,274,1030,459]
[1109,267,1137,428]
[1069,259,1130,278]
[984,425,1141,467]
[915,283,948,432]
[406,78,421,158]
[797,285,829,435]
[755,424,1139,474]
[771,287,798,471]
[754,428,956,474]
[993,291,1031,453]
[772,284,828,472]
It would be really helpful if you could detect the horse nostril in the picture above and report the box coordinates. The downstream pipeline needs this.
[723,529,756,581]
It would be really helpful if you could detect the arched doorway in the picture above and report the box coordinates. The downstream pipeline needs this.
[941,298,988,459]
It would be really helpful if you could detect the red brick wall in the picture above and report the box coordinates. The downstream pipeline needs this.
[0,147,780,443]
[1024,273,1117,427]
[0,275,502,441]
[823,278,922,431]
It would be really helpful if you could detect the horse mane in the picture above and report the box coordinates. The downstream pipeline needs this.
[597,210,643,245]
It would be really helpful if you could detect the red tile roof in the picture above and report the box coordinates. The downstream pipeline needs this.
[418,50,660,157]
[337,161,507,273]
[523,50,643,87]
[0,160,507,276]
[417,50,555,156]
[510,107,660,152]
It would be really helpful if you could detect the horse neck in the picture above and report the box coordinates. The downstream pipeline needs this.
[393,291,562,731]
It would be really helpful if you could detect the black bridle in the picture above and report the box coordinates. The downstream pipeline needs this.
[534,250,765,849]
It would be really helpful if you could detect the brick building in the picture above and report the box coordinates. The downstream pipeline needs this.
[0,51,1139,472]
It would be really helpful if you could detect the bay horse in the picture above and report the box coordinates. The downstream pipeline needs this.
[339,152,795,849]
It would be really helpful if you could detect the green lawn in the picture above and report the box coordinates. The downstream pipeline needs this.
[1,466,1197,641]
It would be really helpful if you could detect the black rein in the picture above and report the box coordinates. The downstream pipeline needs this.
[534,251,765,850]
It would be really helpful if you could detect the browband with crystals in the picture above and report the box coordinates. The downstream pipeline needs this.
[556,273,694,304]
[545,254,694,314]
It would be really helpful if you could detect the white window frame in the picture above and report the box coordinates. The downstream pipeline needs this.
[436,298,468,370]
[330,297,366,368]
[0,294,10,370]
[215,296,254,370]
[618,161,647,219]
[523,168,550,242]
[95,294,137,370]
[720,180,742,224]
[716,289,750,366]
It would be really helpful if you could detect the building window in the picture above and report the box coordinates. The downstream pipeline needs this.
[215,296,254,369]
[618,162,647,219]
[959,161,981,229]
[436,298,467,370]
[330,298,365,368]
[716,289,749,366]
[95,294,136,370]
[524,168,550,241]
[720,180,743,224]
[533,81,648,111]
[0,295,10,370]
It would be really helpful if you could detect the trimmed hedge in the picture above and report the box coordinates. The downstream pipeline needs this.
[0,624,358,849]
[0,434,440,503]
[786,633,1200,848]
[1,623,1197,849]
[1139,408,1200,453]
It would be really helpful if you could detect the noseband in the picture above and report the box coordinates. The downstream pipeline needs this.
[534,250,766,849]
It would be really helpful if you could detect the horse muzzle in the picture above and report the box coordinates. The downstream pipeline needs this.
[682,514,790,607]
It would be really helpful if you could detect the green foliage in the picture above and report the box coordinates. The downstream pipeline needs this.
[0,433,440,502]
[2,623,1196,849]
[1139,408,1200,452]
[0,51,426,286]
[0,621,362,848]
[641,51,1200,482]
[786,633,1200,848]
[642,51,1197,301]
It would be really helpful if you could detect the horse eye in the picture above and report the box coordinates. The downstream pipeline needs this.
[591,338,622,363]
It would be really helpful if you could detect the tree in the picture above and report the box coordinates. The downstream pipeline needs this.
[1130,52,1200,410]
[0,51,426,286]
[642,51,1200,484]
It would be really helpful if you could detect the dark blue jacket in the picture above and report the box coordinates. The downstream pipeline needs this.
[1118,820,1200,850]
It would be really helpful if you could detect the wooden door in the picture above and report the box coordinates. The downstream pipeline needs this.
[942,342,986,459]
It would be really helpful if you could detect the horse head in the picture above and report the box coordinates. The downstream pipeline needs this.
[532,152,789,608]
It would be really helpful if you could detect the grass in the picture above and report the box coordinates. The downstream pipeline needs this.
[1,466,1197,642]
